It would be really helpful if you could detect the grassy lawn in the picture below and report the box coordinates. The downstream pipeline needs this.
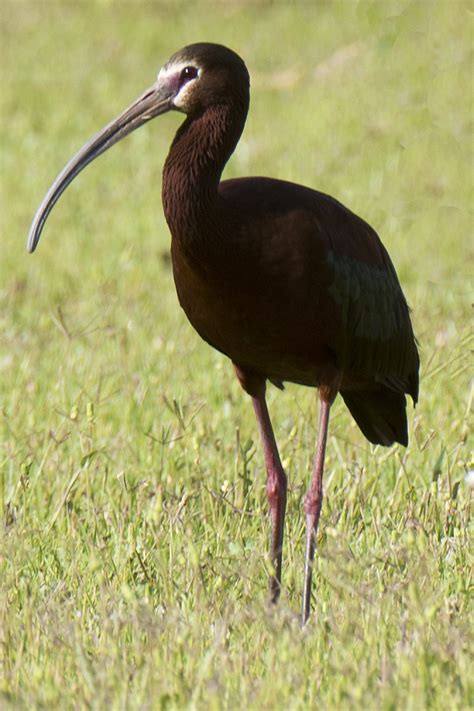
[1,1,472,708]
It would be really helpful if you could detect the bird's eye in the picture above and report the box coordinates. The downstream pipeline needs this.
[180,66,198,84]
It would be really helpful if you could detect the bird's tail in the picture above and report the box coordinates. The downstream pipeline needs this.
[340,386,409,447]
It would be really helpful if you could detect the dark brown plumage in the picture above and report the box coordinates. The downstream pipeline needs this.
[28,42,419,624]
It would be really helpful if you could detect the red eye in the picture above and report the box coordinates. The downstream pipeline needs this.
[180,66,198,83]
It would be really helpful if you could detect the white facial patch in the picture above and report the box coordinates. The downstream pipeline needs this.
[157,60,202,109]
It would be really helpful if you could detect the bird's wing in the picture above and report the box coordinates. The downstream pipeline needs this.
[219,177,419,400]
[326,245,419,398]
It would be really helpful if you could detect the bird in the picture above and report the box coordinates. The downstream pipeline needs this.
[28,42,419,625]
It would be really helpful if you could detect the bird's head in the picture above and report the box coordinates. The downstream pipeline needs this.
[27,42,249,252]
[159,43,249,116]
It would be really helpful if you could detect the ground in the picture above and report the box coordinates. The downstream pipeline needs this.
[1,1,472,709]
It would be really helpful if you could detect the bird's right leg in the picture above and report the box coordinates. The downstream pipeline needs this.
[251,389,288,602]
[234,366,287,602]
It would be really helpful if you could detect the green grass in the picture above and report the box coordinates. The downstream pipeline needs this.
[1,1,472,708]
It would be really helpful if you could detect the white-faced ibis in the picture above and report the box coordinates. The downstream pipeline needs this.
[28,43,419,625]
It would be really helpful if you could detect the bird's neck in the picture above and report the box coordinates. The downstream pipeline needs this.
[162,102,247,248]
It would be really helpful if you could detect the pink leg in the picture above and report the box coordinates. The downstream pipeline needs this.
[302,397,331,625]
[252,388,288,602]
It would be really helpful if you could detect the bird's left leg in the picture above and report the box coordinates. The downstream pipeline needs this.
[301,387,336,626]
[234,366,287,602]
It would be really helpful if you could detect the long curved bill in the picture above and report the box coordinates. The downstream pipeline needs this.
[27,83,173,253]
